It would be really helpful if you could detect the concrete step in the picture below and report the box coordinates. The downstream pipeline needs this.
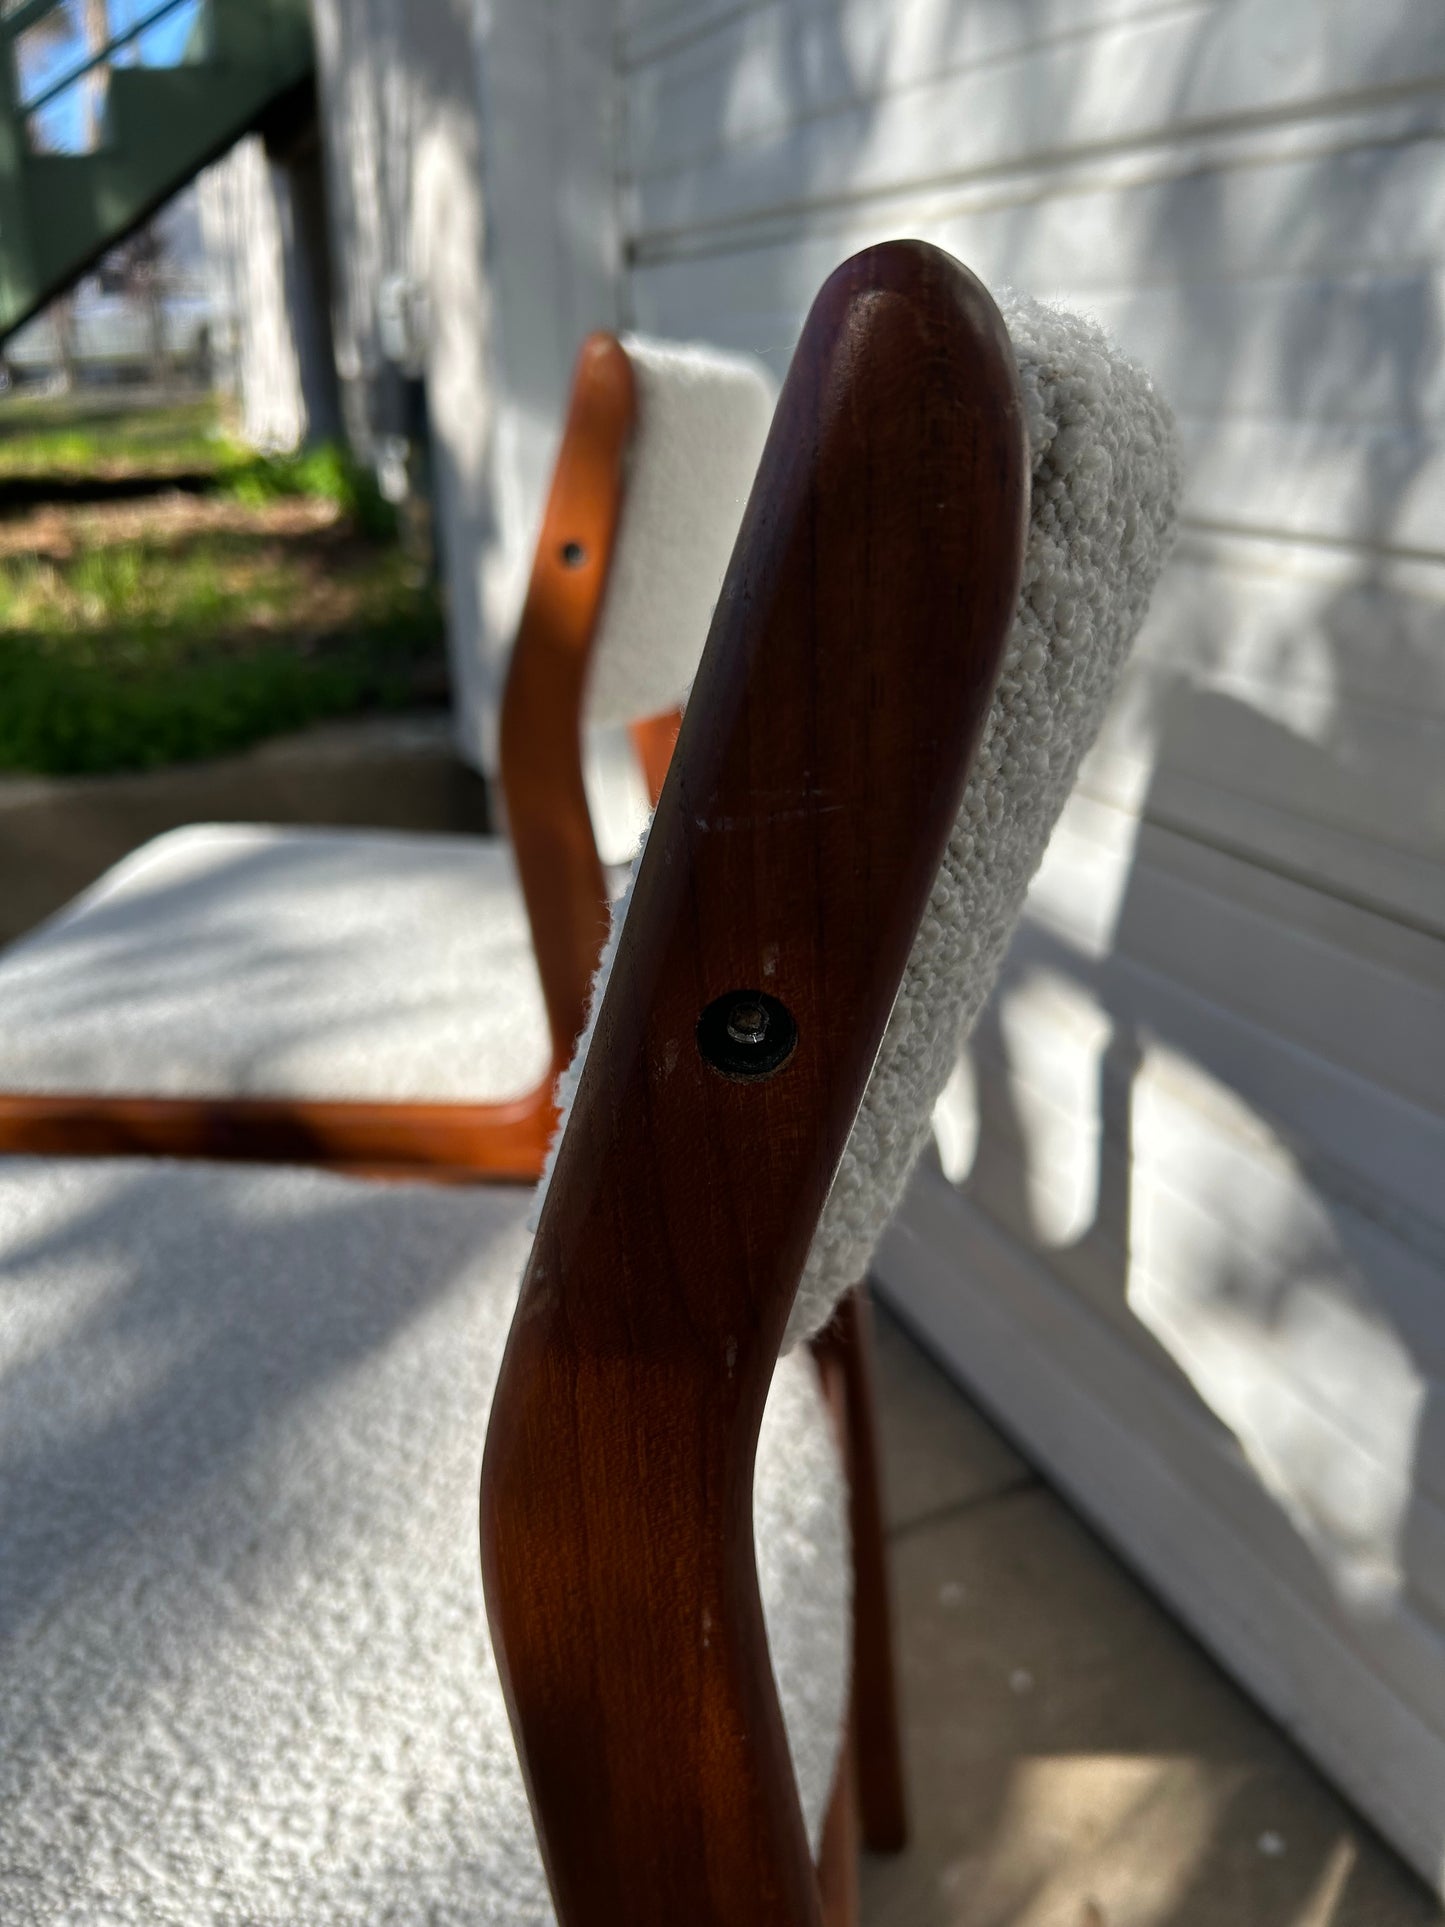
[0,713,491,947]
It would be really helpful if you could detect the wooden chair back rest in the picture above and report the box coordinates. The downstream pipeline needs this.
[499,335,733,1083]
[498,333,638,1080]
[482,241,1029,1927]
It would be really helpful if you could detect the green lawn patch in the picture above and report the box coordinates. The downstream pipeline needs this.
[0,393,228,479]
[0,396,446,775]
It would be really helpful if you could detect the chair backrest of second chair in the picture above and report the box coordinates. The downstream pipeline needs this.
[497,329,779,1085]
[585,333,778,734]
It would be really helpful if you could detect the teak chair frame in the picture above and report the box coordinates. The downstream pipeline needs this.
[483,241,1027,1927]
[0,331,676,1183]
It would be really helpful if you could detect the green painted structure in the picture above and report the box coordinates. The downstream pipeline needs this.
[0,0,313,342]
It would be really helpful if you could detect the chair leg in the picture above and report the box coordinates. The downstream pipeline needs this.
[816,1709,861,1927]
[826,1284,909,1853]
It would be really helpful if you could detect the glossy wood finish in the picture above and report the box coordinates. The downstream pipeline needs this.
[0,333,639,1180]
[0,1085,556,1181]
[814,1334,863,1927]
[501,333,637,1079]
[481,241,1028,1927]
[816,1714,862,1927]
[813,1286,909,1852]
[630,707,683,807]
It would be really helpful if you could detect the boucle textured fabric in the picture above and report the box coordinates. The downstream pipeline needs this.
[540,295,1179,1348]
[0,824,552,1102]
[584,335,777,729]
[0,1158,848,1923]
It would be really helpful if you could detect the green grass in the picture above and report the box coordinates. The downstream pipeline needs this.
[0,395,445,775]
[0,393,399,534]
[1,639,436,776]
[218,442,398,540]
[0,394,227,478]
[0,530,444,775]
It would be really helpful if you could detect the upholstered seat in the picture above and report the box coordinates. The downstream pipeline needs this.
[0,1157,849,1924]
[0,825,554,1102]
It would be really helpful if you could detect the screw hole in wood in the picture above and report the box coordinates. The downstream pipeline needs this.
[696,991,798,1081]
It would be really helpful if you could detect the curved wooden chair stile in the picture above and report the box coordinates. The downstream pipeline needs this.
[483,243,1028,1926]
[0,332,668,1184]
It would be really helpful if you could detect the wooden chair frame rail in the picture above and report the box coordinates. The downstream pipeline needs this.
[481,241,1028,1927]
[0,333,663,1183]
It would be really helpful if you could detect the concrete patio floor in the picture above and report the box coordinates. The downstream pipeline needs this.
[2,718,1439,1925]
[866,1302,1443,1927]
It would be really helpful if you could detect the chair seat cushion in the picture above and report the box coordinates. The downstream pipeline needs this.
[0,1158,848,1924]
[0,825,554,1104]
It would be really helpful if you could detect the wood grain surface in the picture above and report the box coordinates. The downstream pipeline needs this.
[481,240,1027,1927]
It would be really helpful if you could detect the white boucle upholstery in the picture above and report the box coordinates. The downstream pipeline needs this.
[0,824,553,1102]
[0,1157,849,1924]
[584,335,777,729]
[540,295,1180,1348]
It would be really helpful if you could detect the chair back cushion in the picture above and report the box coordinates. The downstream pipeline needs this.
[789,291,1179,1341]
[584,336,777,729]
[546,292,1179,1348]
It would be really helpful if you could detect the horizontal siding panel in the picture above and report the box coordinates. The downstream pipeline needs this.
[1076,273,1445,434]
[1098,653,1445,861]
[625,0,1207,168]
[618,0,737,48]
[638,253,1445,434]
[631,109,1445,278]
[961,978,1445,1350]
[1031,775,1438,986]
[627,0,1445,236]
[890,1167,1445,1739]
[1025,806,1445,1117]
[930,1155,1445,1635]
[1093,759,1445,939]
[1176,413,1445,555]
[1083,659,1445,920]
[954,1110,1445,1637]
[622,0,1182,72]
[1004,910,1445,1237]
[1129,813,1445,997]
[944,1165,1445,1643]
[620,0,731,58]
[1142,536,1445,721]
[954,1098,1445,1469]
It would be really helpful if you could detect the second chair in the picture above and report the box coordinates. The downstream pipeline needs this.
[0,332,777,1180]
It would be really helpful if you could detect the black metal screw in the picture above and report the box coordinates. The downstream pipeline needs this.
[560,540,587,568]
[725,1000,769,1046]
[697,990,797,1081]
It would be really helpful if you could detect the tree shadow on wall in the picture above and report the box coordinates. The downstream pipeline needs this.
[917,680,1444,1927]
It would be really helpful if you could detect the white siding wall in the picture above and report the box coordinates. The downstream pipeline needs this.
[308,0,620,768]
[474,0,624,740]
[309,0,496,763]
[620,0,1445,1888]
